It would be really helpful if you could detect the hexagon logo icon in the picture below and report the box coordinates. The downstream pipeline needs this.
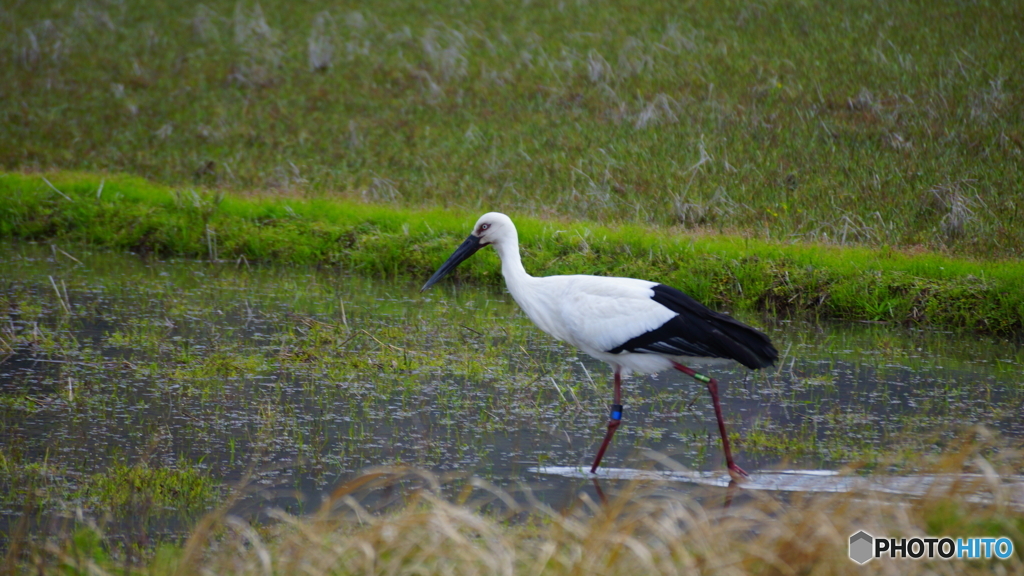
[849,531,874,564]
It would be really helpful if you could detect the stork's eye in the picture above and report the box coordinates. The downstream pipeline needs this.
[479,223,490,232]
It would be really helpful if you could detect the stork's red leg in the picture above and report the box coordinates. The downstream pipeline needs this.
[589,368,623,474]
[672,362,749,479]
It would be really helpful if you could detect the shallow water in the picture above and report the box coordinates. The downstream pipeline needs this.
[1,241,1022,539]
[535,466,1024,510]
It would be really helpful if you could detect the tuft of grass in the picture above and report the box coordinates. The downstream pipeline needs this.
[74,462,221,518]
[307,11,335,73]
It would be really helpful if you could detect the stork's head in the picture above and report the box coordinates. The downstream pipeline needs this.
[420,212,516,292]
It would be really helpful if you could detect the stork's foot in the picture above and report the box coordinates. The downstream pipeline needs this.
[727,462,750,480]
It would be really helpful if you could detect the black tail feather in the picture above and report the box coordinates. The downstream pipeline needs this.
[608,284,778,370]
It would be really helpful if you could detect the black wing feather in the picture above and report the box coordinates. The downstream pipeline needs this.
[607,284,778,370]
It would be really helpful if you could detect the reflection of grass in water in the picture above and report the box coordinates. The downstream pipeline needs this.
[37,444,1024,575]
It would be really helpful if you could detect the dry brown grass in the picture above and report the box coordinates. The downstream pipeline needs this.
[40,439,1006,575]
[17,432,1021,575]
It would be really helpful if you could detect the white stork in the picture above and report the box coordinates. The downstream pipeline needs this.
[421,213,778,478]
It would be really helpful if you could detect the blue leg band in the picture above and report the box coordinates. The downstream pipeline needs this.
[611,404,623,421]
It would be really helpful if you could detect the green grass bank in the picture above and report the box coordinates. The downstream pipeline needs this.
[3,171,1023,334]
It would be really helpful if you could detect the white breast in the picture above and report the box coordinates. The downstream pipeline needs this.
[509,275,677,359]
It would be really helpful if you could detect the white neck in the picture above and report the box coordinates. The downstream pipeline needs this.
[490,230,567,343]
[493,236,531,293]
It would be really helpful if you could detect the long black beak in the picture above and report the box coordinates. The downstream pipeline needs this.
[420,234,485,292]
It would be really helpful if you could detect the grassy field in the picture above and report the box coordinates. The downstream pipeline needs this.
[2,0,1022,258]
